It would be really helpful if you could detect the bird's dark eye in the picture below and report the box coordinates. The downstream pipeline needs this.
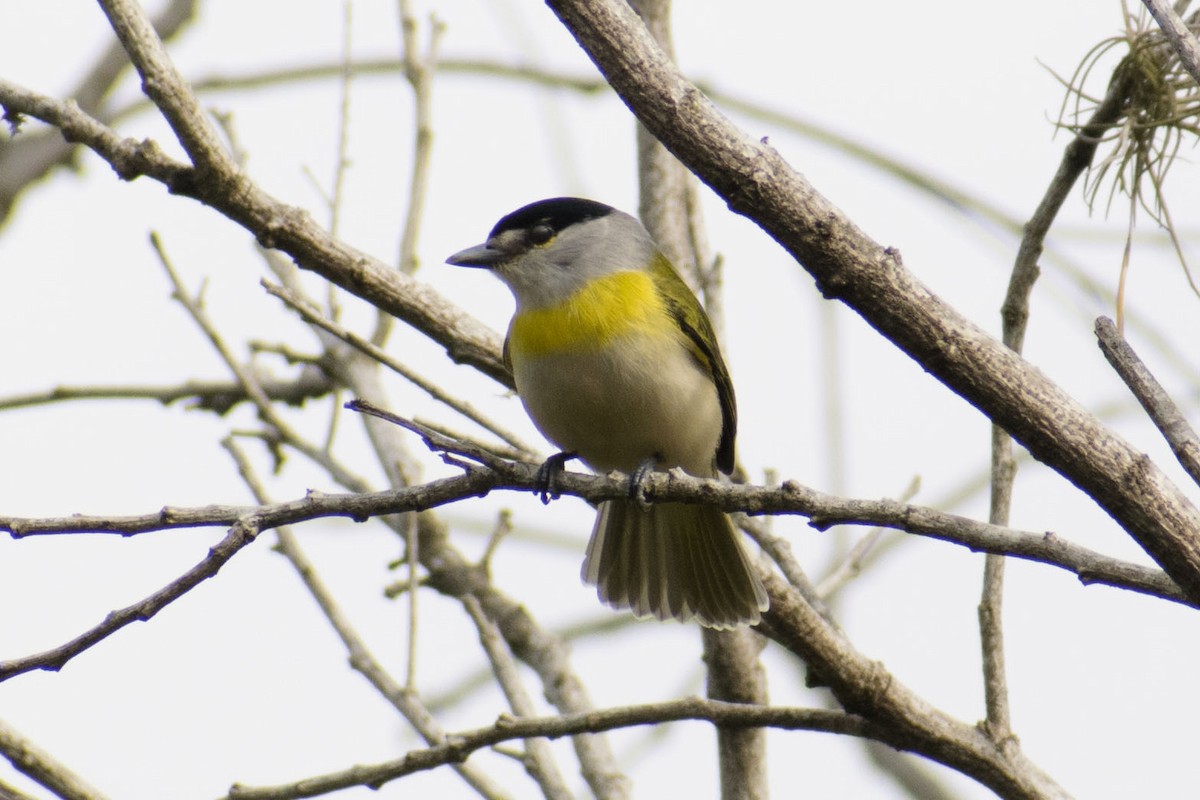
[528,223,556,246]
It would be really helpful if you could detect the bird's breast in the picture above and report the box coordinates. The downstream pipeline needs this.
[509,328,722,478]
[506,270,675,357]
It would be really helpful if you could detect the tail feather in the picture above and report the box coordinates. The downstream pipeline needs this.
[583,500,769,628]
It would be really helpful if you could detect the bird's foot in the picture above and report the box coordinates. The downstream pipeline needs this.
[628,456,660,509]
[535,451,577,504]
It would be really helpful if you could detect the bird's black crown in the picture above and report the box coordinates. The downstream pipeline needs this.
[489,197,614,239]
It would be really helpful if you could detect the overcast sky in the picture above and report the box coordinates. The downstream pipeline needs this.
[3,1,1200,798]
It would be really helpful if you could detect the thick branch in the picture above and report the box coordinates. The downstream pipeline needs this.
[96,0,234,176]
[0,0,196,222]
[0,79,508,386]
[543,0,1200,609]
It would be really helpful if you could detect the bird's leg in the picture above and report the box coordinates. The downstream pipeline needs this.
[628,455,661,509]
[534,451,577,505]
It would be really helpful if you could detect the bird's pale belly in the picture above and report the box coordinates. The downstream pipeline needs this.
[511,334,722,477]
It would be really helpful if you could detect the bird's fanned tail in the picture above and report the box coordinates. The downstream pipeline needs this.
[583,500,768,629]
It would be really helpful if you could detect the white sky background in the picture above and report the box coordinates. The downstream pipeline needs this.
[2,0,1200,798]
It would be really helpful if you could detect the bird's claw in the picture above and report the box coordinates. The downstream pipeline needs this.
[628,457,659,508]
[535,451,577,504]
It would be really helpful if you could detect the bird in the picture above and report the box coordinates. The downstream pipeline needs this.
[447,197,768,629]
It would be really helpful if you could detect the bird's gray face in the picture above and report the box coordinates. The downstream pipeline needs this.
[447,199,658,311]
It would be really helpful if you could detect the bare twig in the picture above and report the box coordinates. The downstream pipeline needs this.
[367,1,444,347]
[152,233,373,492]
[221,698,871,800]
[0,779,40,800]
[978,550,1012,745]
[97,0,235,176]
[463,597,572,800]
[0,374,331,414]
[327,0,354,243]
[815,476,920,598]
[394,7,441,279]
[221,439,511,800]
[479,509,514,572]
[5,451,1190,684]
[0,0,196,222]
[543,0,1200,644]
[263,281,536,457]
[0,518,262,681]
[1142,0,1200,85]
[0,718,111,800]
[1096,316,1200,488]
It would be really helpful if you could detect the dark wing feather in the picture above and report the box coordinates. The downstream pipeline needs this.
[650,254,738,475]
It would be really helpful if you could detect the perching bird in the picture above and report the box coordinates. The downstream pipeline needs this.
[447,197,768,628]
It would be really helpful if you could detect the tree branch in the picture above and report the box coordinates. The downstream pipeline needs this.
[96,0,235,177]
[1142,0,1200,86]
[976,26,1143,750]
[1095,316,1200,489]
[0,78,508,386]
[0,0,196,222]
[462,597,572,800]
[0,718,110,800]
[223,440,511,800]
[220,698,872,800]
[3,432,1187,684]
[0,374,331,415]
[0,517,262,681]
[542,0,1200,610]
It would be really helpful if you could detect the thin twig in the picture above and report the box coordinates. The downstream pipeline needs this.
[974,20,1148,748]
[0,374,331,414]
[1096,316,1200,488]
[3,452,1190,609]
[0,778,41,800]
[151,233,373,493]
[220,698,872,800]
[479,509,514,572]
[221,439,511,800]
[981,423,1016,746]
[815,475,920,599]
[0,718,111,800]
[328,0,353,243]
[1142,0,1200,85]
[372,1,444,346]
[462,597,572,800]
[263,280,536,457]
[0,518,262,681]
